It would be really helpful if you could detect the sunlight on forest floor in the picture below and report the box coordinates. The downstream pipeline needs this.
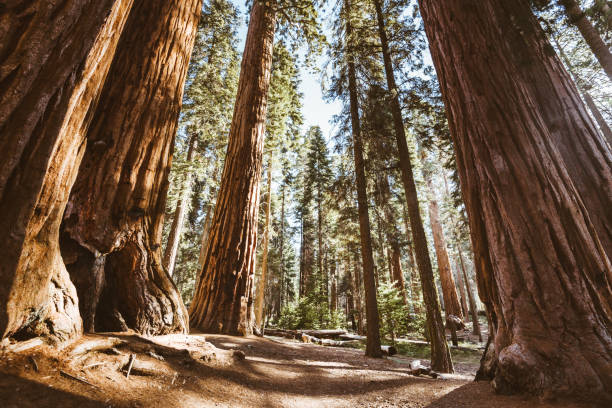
[0,334,600,408]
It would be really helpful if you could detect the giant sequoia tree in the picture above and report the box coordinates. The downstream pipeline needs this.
[0,0,134,342]
[189,1,277,335]
[60,0,200,334]
[419,0,612,402]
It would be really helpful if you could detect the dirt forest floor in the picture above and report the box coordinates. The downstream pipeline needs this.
[0,333,603,408]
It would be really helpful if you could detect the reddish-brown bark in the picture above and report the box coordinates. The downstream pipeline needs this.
[390,247,409,306]
[189,1,276,336]
[0,0,134,342]
[420,0,612,401]
[424,170,463,321]
[61,0,200,334]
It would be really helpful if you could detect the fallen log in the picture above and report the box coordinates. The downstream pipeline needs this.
[408,360,438,378]
[381,345,397,356]
[318,338,361,348]
[299,329,348,338]
[263,328,299,340]
[338,333,366,342]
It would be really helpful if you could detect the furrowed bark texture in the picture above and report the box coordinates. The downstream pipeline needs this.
[0,0,134,342]
[345,0,383,358]
[420,0,612,401]
[163,133,198,277]
[61,0,200,334]
[189,1,276,336]
[373,0,452,372]
[559,0,612,80]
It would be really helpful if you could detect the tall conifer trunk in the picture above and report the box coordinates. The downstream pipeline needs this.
[458,249,482,341]
[255,155,273,329]
[163,133,198,277]
[419,0,612,401]
[189,1,276,335]
[61,0,199,334]
[345,0,383,358]
[423,166,463,321]
[559,0,612,79]
[0,0,134,342]
[373,0,452,372]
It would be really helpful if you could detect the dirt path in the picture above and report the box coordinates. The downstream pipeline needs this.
[0,334,601,408]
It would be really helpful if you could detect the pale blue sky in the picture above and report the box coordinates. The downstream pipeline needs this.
[232,1,342,141]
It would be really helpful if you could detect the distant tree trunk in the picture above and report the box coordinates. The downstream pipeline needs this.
[453,259,470,322]
[559,0,612,79]
[189,1,276,335]
[420,0,612,401]
[458,249,482,341]
[279,184,286,311]
[352,250,365,336]
[255,155,273,329]
[0,0,134,342]
[330,259,338,314]
[423,167,463,321]
[373,0,452,372]
[545,22,612,147]
[583,91,612,146]
[61,0,199,335]
[345,0,383,358]
[387,248,394,282]
[345,256,357,331]
[391,246,409,306]
[594,0,612,28]
[163,133,198,277]
[198,208,213,270]
[402,203,422,314]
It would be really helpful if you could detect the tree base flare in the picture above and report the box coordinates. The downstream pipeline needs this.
[478,341,612,404]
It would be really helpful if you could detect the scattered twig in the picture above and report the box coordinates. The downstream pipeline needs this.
[29,356,39,372]
[125,354,135,379]
[83,361,106,370]
[60,370,99,388]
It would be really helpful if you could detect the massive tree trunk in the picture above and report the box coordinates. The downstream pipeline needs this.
[255,155,273,329]
[189,1,276,335]
[419,0,612,401]
[61,0,199,335]
[345,0,383,358]
[163,133,198,277]
[373,0,452,372]
[559,0,612,79]
[0,0,134,342]
[423,166,463,321]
